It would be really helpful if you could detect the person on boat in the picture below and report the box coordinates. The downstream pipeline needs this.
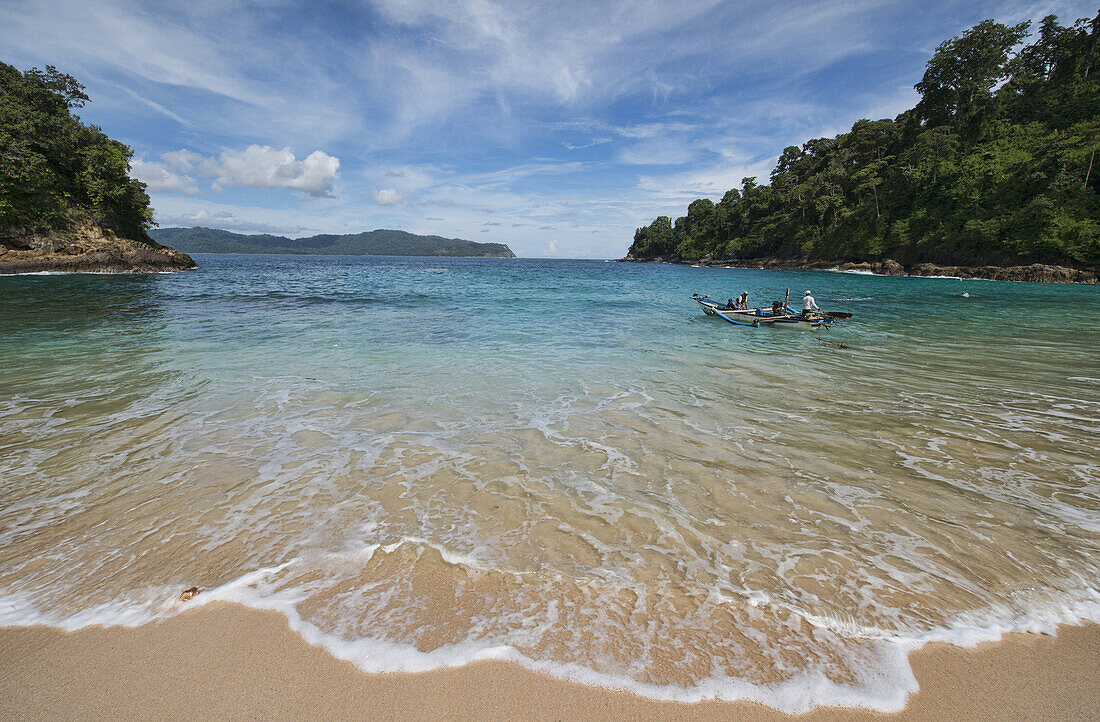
[723,298,735,310]
[735,292,748,310]
[801,290,821,315]
[771,300,784,315]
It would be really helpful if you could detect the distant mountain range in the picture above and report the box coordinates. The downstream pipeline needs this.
[150,227,517,258]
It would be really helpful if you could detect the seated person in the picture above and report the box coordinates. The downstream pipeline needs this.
[772,300,784,315]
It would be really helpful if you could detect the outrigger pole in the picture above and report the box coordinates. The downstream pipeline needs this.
[784,287,790,314]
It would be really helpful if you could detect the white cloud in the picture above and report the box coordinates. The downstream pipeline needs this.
[161,149,205,172]
[130,158,198,194]
[136,146,341,199]
[373,188,405,205]
[3,0,1051,260]
[207,146,340,198]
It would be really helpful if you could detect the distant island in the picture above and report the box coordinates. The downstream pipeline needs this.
[625,14,1099,284]
[151,227,517,258]
[0,63,195,274]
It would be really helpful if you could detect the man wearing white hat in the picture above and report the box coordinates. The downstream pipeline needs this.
[801,290,820,315]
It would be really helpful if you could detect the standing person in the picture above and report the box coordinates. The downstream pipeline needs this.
[735,292,748,310]
[801,290,820,315]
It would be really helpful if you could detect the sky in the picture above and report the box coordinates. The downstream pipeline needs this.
[1,0,1095,257]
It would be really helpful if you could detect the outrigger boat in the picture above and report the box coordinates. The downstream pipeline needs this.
[691,288,851,330]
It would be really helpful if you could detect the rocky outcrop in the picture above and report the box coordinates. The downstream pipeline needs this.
[0,223,196,274]
[621,251,682,264]
[617,254,1098,284]
[876,259,906,276]
[908,262,1097,284]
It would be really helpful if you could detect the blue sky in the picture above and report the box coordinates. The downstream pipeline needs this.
[1,0,1094,257]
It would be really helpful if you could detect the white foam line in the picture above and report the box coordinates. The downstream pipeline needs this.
[2,557,1098,715]
[183,561,918,714]
[825,268,877,275]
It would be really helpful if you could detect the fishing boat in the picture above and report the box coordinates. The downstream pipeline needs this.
[690,290,850,330]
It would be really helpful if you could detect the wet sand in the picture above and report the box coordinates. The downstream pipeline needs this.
[0,602,1095,720]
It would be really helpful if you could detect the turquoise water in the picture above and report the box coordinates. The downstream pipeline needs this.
[1,255,1098,712]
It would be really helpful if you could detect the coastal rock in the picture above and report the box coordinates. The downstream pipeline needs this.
[910,262,953,277]
[834,262,875,273]
[619,253,683,264]
[908,262,1098,284]
[987,263,1097,284]
[0,222,196,274]
[875,259,906,275]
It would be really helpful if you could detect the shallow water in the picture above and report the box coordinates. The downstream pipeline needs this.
[1,255,1098,712]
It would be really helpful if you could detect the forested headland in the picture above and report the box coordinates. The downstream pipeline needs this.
[152,227,517,258]
[0,62,194,273]
[627,14,1099,278]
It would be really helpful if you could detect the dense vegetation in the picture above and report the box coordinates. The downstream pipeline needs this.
[0,62,154,240]
[152,227,517,257]
[629,14,1099,268]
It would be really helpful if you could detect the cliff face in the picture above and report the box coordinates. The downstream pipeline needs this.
[0,222,196,274]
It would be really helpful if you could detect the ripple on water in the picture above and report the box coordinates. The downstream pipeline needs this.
[0,256,1098,712]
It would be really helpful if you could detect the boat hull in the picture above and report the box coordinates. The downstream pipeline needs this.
[693,298,838,330]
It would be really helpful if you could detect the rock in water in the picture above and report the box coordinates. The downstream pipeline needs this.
[179,586,200,602]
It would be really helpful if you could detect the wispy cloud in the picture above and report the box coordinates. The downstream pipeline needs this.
[155,209,308,235]
[5,0,1092,257]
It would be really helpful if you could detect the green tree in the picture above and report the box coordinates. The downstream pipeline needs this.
[915,19,1030,133]
[0,62,154,239]
[626,12,1099,270]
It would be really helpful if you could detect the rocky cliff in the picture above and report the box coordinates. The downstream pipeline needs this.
[0,222,196,274]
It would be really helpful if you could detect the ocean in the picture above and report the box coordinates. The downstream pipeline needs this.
[1,254,1098,713]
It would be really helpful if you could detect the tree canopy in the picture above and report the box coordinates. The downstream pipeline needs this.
[629,13,1100,268]
[0,62,154,240]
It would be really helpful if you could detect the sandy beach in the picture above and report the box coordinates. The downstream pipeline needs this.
[0,602,1095,721]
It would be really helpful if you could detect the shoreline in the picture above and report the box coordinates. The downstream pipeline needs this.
[619,256,1100,285]
[1,602,1096,720]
